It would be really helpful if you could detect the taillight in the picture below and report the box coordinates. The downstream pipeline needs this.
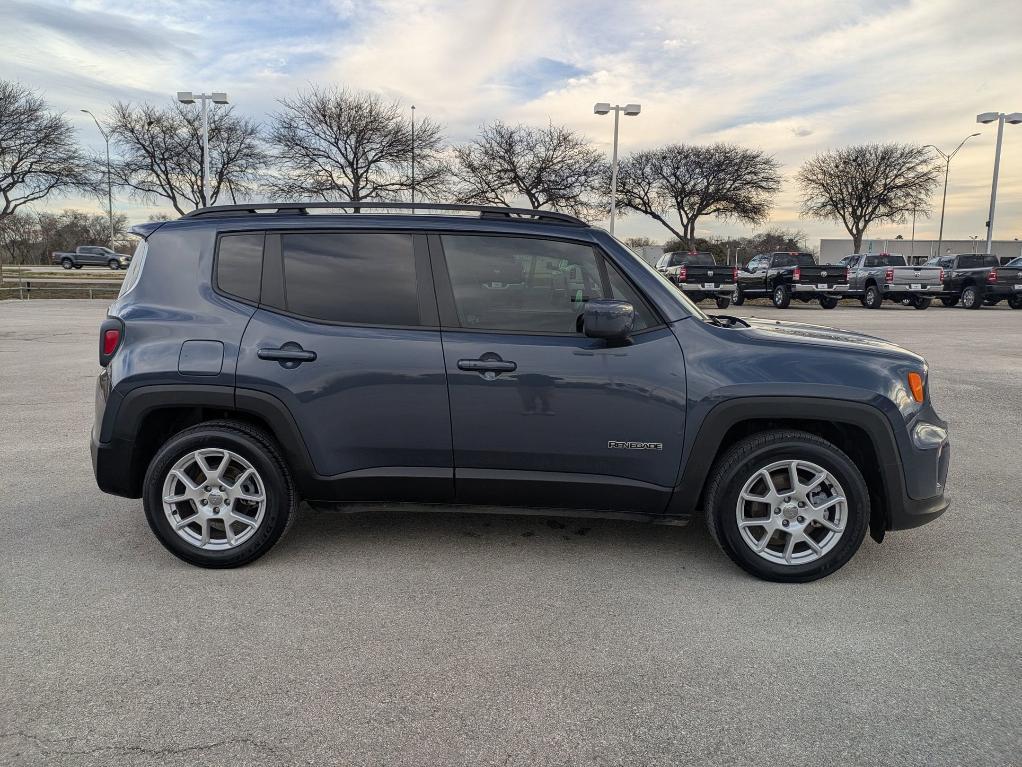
[844,268,850,283]
[677,266,688,282]
[103,329,120,356]
[987,269,997,283]
[939,268,945,283]
[732,267,738,281]
[884,267,894,283]
[793,266,801,281]
[99,317,123,367]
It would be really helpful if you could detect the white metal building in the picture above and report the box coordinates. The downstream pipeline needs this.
[819,238,1022,263]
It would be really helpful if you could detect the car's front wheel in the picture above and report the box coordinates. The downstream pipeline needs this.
[61,258,73,269]
[732,285,745,306]
[1008,295,1022,309]
[940,296,959,307]
[819,295,839,309]
[143,421,296,568]
[715,295,731,309]
[704,430,869,582]
[771,284,791,308]
[912,296,932,310]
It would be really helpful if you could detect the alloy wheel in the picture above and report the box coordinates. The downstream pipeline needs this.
[162,448,267,550]
[735,459,847,566]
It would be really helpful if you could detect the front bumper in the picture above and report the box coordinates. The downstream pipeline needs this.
[886,405,951,531]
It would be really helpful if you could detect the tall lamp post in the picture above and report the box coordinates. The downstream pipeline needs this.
[976,111,1022,253]
[924,133,980,260]
[594,102,641,235]
[176,91,229,206]
[410,105,416,204]
[81,109,114,249]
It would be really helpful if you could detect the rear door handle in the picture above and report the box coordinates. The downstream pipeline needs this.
[258,343,317,368]
[458,359,517,373]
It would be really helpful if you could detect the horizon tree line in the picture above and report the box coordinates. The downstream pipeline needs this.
[1,78,942,256]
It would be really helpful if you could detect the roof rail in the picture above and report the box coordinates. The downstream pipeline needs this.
[181,201,589,226]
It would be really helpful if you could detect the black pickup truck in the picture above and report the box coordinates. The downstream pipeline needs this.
[734,252,849,309]
[925,253,1022,309]
[655,251,736,309]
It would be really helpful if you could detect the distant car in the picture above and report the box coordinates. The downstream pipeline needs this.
[838,253,944,310]
[1004,257,1022,268]
[734,252,849,309]
[654,251,736,309]
[52,246,131,270]
[924,254,1022,309]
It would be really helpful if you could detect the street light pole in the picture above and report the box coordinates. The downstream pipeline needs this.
[81,109,114,249]
[177,91,229,207]
[594,102,641,235]
[410,105,416,205]
[977,111,1022,253]
[924,132,980,261]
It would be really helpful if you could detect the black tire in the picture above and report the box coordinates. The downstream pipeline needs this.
[732,285,745,306]
[863,284,883,309]
[690,292,705,303]
[704,430,870,583]
[858,296,868,307]
[142,420,296,568]
[984,298,1001,306]
[715,295,731,310]
[771,284,791,308]
[912,297,932,310]
[73,265,82,270]
[61,258,73,270]
[940,296,959,307]
[819,295,839,309]
[108,259,120,270]
[1008,295,1022,309]
[961,285,982,309]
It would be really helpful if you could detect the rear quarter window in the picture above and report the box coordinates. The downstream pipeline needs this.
[216,233,265,303]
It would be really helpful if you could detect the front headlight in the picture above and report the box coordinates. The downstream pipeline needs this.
[912,421,947,449]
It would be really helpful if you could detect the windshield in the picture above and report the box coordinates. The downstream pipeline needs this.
[1006,257,1022,267]
[608,235,709,320]
[957,255,998,269]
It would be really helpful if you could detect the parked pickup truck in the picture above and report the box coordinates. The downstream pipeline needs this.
[838,253,943,310]
[655,251,736,309]
[52,246,131,270]
[924,253,1022,309]
[734,252,848,309]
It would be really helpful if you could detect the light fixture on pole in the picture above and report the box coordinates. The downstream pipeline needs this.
[81,109,115,249]
[177,91,229,207]
[410,105,416,205]
[594,101,641,235]
[976,111,1022,253]
[923,133,979,261]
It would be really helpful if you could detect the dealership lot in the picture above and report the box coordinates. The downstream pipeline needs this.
[1,300,1019,766]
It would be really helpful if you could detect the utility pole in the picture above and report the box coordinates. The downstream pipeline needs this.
[410,105,416,204]
[81,109,114,249]
[177,91,229,206]
[594,102,641,235]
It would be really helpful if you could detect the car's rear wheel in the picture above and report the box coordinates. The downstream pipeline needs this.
[732,285,745,306]
[143,421,296,568]
[863,284,882,309]
[61,258,73,269]
[715,295,731,309]
[819,295,839,309]
[961,285,982,309]
[704,430,869,582]
[771,284,791,308]
[940,296,959,307]
[912,296,932,310]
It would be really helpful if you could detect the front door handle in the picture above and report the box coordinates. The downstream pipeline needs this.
[258,342,317,369]
[458,359,517,373]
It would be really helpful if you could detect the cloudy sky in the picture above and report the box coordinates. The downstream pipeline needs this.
[3,0,1021,248]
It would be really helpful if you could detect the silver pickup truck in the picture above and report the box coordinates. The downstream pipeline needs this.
[838,253,943,310]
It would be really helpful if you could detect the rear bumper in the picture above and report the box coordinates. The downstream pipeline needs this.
[882,284,943,294]
[792,284,848,293]
[983,284,1022,298]
[679,283,736,293]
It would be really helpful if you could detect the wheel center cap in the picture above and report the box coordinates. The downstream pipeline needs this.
[208,491,224,507]
[781,502,799,520]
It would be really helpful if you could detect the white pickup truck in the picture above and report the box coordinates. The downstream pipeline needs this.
[838,253,944,310]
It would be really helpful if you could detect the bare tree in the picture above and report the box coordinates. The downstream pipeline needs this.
[615,144,781,247]
[109,101,267,214]
[267,87,446,204]
[797,143,940,253]
[452,122,606,218]
[0,80,94,223]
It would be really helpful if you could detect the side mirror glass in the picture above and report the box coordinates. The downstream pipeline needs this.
[583,299,634,341]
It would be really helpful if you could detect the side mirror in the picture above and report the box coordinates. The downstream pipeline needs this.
[583,299,634,341]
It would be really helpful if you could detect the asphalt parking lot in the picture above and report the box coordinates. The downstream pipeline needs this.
[1,299,1020,766]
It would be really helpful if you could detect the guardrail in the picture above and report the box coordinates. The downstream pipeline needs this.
[1,277,123,300]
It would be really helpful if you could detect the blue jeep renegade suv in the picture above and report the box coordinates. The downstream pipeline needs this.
[91,202,950,581]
